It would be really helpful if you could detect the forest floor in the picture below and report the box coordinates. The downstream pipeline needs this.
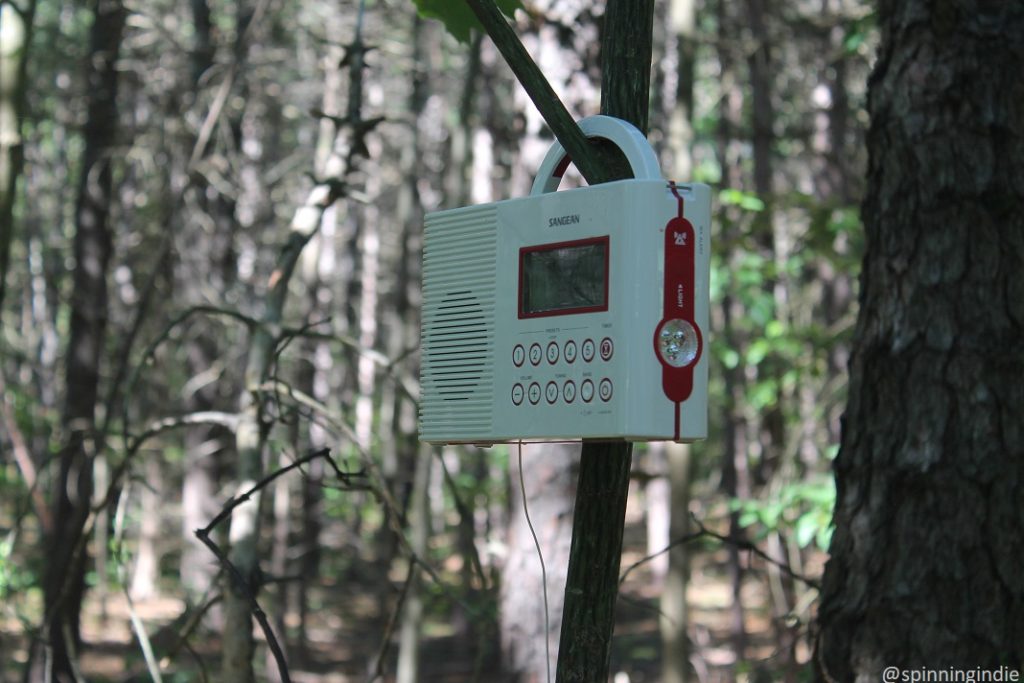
[1,492,825,682]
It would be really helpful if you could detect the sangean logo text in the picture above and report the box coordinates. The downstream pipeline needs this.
[548,214,581,227]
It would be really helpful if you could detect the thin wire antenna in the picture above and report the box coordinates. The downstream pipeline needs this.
[518,442,552,683]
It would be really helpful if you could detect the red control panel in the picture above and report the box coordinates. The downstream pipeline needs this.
[654,192,703,406]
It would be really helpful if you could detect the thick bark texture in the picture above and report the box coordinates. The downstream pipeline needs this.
[816,3,1024,680]
[554,2,654,681]
[32,0,125,679]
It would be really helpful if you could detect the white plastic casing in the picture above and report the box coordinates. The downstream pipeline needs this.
[419,117,710,445]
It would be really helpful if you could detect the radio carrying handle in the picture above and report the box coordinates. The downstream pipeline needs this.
[530,115,663,196]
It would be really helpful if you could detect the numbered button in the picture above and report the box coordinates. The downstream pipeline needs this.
[600,337,614,361]
[564,340,578,363]
[528,382,542,405]
[512,344,526,367]
[546,342,559,365]
[511,383,525,406]
[581,339,596,362]
[563,380,577,403]
[545,381,559,404]
[581,379,595,403]
[599,378,613,402]
[529,343,542,366]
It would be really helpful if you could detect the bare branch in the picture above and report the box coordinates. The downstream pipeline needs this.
[463,0,618,184]
[690,515,821,590]
[131,411,241,450]
[194,448,366,683]
[618,528,706,586]
[0,371,53,532]
[617,514,821,591]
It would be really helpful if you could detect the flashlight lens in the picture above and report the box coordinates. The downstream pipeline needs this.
[657,320,699,367]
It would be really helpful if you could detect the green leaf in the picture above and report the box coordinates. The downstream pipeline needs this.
[738,509,760,529]
[719,188,765,212]
[745,338,770,366]
[413,0,523,43]
[749,378,778,410]
[794,512,819,548]
[816,524,834,552]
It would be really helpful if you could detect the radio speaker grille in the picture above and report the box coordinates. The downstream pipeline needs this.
[420,205,498,441]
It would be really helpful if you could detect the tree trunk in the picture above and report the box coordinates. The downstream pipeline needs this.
[220,3,372,673]
[815,3,1024,679]
[713,3,753,675]
[130,456,163,600]
[395,444,431,683]
[502,444,577,682]
[554,3,654,681]
[0,0,36,313]
[661,443,692,683]
[180,0,236,617]
[29,1,125,679]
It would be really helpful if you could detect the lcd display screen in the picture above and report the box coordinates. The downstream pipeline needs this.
[519,237,609,317]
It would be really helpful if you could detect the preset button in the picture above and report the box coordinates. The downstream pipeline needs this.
[512,344,526,367]
[581,379,595,403]
[529,343,542,366]
[564,340,578,363]
[581,339,596,362]
[546,342,559,365]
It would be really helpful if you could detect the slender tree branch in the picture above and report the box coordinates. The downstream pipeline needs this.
[158,590,224,675]
[617,514,821,591]
[129,411,242,452]
[110,481,163,683]
[438,453,489,591]
[250,381,485,618]
[618,528,707,586]
[463,0,619,184]
[97,229,174,451]
[691,516,821,590]
[198,448,364,535]
[242,378,486,646]
[194,448,365,683]
[367,556,416,683]
[0,371,53,532]
[194,532,291,682]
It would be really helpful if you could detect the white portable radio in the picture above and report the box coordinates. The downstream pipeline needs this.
[419,116,710,445]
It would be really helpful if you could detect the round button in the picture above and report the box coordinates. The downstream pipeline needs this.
[564,340,578,363]
[511,383,525,405]
[580,379,595,403]
[529,343,543,366]
[563,380,576,403]
[599,378,613,402]
[528,382,542,405]
[581,339,596,362]
[656,319,700,367]
[512,344,526,367]
[546,342,559,365]
[545,381,558,404]
[600,337,614,361]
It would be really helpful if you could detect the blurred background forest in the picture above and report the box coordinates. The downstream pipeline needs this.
[0,0,876,680]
